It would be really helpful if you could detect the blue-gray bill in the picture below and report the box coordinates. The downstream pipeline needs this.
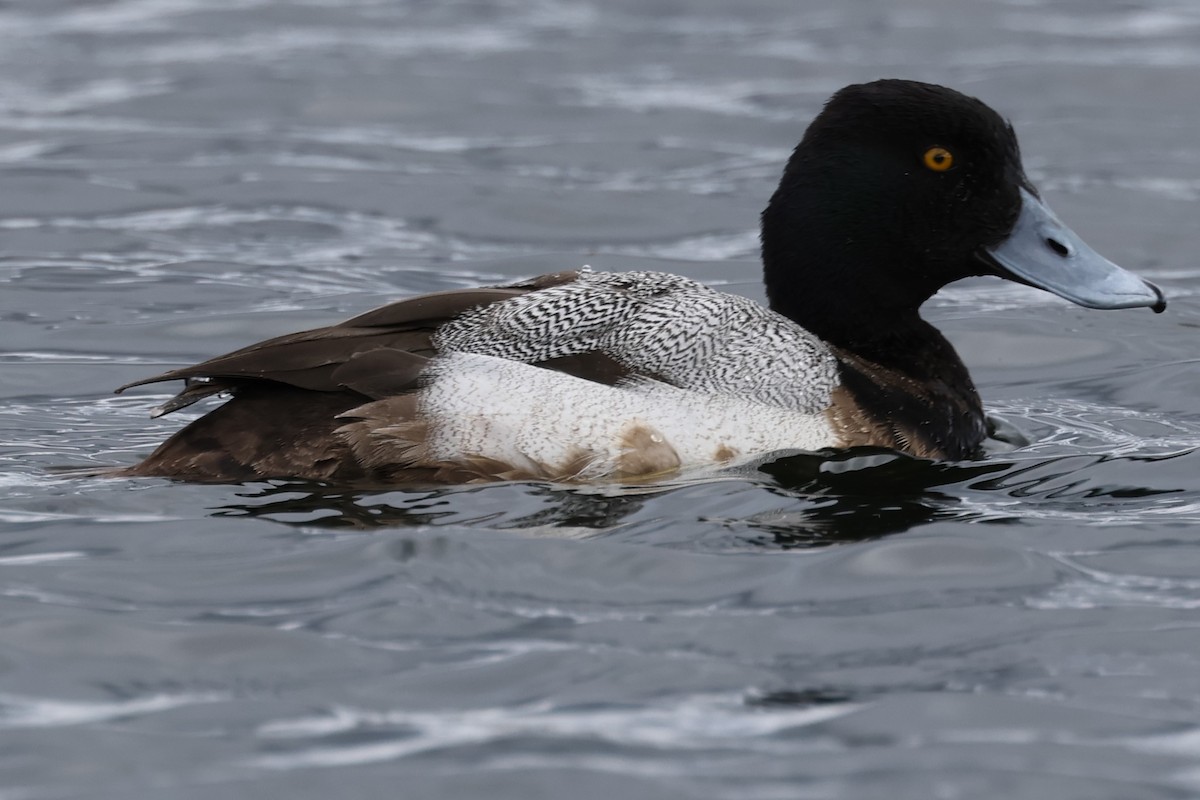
[984,187,1166,313]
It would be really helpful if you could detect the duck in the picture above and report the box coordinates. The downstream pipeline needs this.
[112,79,1165,484]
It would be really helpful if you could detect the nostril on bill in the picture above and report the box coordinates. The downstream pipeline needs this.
[1046,237,1071,257]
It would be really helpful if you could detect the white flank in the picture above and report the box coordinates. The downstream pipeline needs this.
[420,353,835,478]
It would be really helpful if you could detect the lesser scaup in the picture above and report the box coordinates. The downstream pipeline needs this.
[113,79,1165,483]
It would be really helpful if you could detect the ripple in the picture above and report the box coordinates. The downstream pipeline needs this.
[1029,553,1200,611]
[991,398,1200,457]
[597,230,760,261]
[123,26,529,66]
[0,690,224,729]
[1113,176,1200,203]
[247,692,862,770]
[1002,8,1200,38]
[0,77,170,116]
[564,74,801,120]
[0,552,85,566]
[952,42,1200,68]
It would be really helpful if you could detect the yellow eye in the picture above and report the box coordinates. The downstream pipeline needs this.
[923,146,954,172]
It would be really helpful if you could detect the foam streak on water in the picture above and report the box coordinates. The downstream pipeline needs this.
[249,694,862,770]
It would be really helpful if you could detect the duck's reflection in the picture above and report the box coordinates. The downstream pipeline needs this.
[724,448,1011,549]
[212,448,1013,549]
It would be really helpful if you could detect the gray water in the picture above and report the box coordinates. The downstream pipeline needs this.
[2,1,1200,798]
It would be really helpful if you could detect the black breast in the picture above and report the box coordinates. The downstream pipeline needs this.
[827,322,986,460]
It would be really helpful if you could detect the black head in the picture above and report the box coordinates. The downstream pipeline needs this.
[761,79,1162,351]
[762,81,1025,343]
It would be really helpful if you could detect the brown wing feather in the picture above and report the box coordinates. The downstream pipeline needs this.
[117,271,585,404]
[116,385,369,482]
[116,288,526,395]
[115,269,612,482]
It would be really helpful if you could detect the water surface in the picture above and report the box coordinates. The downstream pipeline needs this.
[1,1,1199,798]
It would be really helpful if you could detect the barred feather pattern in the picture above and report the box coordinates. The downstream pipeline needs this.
[433,270,838,413]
